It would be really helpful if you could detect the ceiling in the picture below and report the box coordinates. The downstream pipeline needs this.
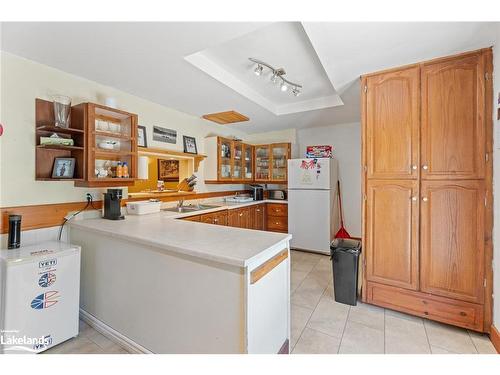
[1,22,498,134]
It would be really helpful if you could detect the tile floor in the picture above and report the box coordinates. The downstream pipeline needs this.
[43,320,130,354]
[290,250,497,354]
[43,249,497,354]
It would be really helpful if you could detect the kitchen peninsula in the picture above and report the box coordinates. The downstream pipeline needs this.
[69,200,291,354]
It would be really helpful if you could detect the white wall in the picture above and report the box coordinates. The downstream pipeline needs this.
[297,123,361,237]
[0,52,247,207]
[492,24,500,328]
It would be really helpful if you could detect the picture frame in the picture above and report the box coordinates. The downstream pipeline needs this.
[137,125,147,147]
[183,136,198,154]
[52,157,76,179]
[153,125,177,144]
[157,159,180,182]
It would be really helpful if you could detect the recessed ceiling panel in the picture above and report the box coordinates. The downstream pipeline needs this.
[185,22,343,115]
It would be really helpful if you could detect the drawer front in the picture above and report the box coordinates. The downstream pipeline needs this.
[267,215,288,232]
[366,282,484,331]
[266,203,288,217]
[182,215,201,222]
[200,211,228,226]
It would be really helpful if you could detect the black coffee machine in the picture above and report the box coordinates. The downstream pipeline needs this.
[103,189,124,220]
[249,184,264,201]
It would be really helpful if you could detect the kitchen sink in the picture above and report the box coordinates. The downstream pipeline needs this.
[162,203,221,213]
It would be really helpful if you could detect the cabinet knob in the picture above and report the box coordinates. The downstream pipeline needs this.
[239,213,243,217]
[411,196,417,201]
[214,219,218,223]
[256,209,260,212]
[422,165,428,170]
[422,197,428,202]
[275,222,279,225]
[411,165,417,170]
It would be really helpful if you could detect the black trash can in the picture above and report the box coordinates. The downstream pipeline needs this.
[330,238,362,306]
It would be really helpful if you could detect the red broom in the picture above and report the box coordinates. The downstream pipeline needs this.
[335,180,351,239]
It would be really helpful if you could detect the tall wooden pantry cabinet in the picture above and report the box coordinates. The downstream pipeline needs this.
[361,48,493,333]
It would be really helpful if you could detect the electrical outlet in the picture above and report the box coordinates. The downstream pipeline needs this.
[85,192,100,202]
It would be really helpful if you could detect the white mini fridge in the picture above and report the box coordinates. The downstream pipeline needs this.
[0,241,81,354]
[288,158,340,254]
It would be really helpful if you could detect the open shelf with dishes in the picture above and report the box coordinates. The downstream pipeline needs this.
[74,102,138,187]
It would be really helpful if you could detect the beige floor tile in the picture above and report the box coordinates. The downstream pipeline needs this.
[468,331,497,354]
[291,274,328,309]
[430,345,456,354]
[78,319,93,337]
[339,320,384,354]
[385,313,430,354]
[292,259,321,273]
[424,320,477,354]
[291,303,314,349]
[348,302,385,331]
[292,327,341,354]
[307,295,350,339]
[86,329,120,351]
[44,336,104,354]
[291,269,309,294]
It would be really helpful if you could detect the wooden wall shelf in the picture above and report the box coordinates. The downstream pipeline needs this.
[35,99,86,181]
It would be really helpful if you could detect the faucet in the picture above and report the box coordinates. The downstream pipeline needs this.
[177,199,184,208]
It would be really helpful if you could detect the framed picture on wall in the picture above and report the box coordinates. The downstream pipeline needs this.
[157,159,180,182]
[153,126,177,144]
[183,136,198,154]
[137,126,147,147]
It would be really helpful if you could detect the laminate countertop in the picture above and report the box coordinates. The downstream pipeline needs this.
[69,199,290,268]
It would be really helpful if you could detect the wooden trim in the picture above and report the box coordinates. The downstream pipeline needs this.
[250,249,288,284]
[360,47,491,79]
[483,48,494,333]
[0,189,250,234]
[278,339,289,354]
[490,325,500,354]
[360,75,368,303]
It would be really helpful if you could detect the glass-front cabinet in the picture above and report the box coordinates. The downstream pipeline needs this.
[232,142,243,180]
[271,143,290,182]
[255,145,271,182]
[205,137,291,183]
[218,137,233,180]
[243,144,254,181]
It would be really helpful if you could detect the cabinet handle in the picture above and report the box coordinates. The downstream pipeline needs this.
[422,165,428,170]
[239,213,243,217]
[411,196,417,201]
[422,197,428,202]
[275,221,279,225]
[411,165,417,170]
[256,209,260,212]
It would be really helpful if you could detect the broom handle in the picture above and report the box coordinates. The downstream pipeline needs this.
[337,180,344,226]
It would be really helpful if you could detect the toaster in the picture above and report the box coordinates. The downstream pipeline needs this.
[268,190,286,200]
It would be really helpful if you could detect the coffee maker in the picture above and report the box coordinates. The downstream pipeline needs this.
[249,184,264,201]
[103,189,125,220]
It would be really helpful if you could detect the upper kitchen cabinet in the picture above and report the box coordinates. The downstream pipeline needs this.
[205,137,290,183]
[73,103,138,187]
[421,52,485,180]
[365,66,420,180]
[255,143,291,183]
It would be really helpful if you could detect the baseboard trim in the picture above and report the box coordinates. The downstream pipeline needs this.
[79,308,151,354]
[491,325,500,354]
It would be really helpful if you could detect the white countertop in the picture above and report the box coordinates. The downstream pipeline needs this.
[69,199,290,267]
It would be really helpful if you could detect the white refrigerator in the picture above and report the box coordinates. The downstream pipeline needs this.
[0,241,81,354]
[287,158,340,255]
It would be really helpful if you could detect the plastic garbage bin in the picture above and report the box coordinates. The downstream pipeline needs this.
[330,238,362,306]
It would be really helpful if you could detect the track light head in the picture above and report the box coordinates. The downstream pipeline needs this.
[254,64,263,76]
[270,72,278,83]
[292,86,301,96]
[280,81,288,92]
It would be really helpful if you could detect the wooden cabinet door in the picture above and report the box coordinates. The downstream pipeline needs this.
[421,53,485,179]
[420,180,485,303]
[228,208,251,228]
[253,204,265,230]
[366,67,420,179]
[365,180,419,290]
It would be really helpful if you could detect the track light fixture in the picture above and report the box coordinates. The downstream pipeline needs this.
[249,58,302,97]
